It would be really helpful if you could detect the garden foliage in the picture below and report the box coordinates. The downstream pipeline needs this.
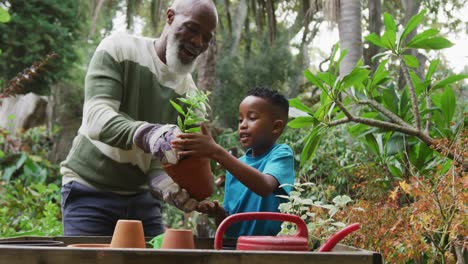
[286,10,467,263]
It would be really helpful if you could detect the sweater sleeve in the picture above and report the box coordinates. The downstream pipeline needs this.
[79,37,145,150]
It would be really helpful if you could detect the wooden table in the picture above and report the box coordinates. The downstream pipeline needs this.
[0,236,383,264]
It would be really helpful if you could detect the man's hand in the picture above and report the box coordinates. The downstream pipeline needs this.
[134,123,181,164]
[149,172,198,212]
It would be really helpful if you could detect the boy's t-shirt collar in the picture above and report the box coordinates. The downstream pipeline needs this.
[244,144,278,160]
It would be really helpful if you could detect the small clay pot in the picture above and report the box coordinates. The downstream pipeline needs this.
[163,157,213,201]
[110,219,146,248]
[161,229,195,249]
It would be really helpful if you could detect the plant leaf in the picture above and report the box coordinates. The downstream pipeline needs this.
[170,100,185,115]
[403,55,419,68]
[365,33,383,48]
[289,98,314,115]
[425,59,440,82]
[288,116,315,129]
[406,28,439,47]
[432,74,468,90]
[440,87,456,126]
[400,10,426,46]
[381,30,396,50]
[300,129,323,166]
[383,13,396,31]
[407,37,454,50]
[304,69,324,89]
[0,8,10,23]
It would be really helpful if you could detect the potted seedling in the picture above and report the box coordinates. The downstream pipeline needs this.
[163,89,214,201]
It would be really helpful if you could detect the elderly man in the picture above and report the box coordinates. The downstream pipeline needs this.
[60,0,217,236]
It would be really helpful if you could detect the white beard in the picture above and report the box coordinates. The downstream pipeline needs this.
[166,32,197,75]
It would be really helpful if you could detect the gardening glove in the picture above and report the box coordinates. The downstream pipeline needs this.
[133,123,181,165]
[149,171,198,213]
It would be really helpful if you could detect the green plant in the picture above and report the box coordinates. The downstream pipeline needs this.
[277,182,358,250]
[0,0,83,94]
[0,181,62,237]
[0,126,60,186]
[170,89,210,133]
[289,10,467,171]
[287,10,467,263]
[0,7,9,56]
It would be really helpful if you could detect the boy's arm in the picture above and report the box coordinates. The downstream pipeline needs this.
[173,124,279,197]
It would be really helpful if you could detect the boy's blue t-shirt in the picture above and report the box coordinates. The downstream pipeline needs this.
[223,143,295,238]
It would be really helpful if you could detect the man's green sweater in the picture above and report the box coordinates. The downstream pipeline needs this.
[61,33,197,192]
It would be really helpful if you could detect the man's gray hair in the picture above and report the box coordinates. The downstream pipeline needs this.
[170,0,218,23]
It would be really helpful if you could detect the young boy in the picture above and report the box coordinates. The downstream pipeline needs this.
[172,87,294,237]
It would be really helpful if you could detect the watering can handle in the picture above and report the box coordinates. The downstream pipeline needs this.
[214,212,308,250]
[318,223,360,252]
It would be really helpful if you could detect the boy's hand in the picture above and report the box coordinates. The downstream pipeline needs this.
[171,123,220,159]
[196,200,224,218]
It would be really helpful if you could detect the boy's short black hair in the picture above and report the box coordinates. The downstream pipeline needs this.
[247,87,289,121]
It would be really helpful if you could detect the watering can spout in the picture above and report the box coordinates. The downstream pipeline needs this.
[318,223,360,252]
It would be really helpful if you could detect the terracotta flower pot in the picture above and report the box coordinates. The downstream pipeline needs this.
[110,219,146,248]
[163,157,213,201]
[161,229,195,249]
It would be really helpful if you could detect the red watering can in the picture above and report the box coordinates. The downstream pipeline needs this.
[214,212,360,252]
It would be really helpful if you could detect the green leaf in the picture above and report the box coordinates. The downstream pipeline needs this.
[0,8,10,23]
[287,116,315,129]
[409,70,424,96]
[317,72,336,87]
[184,118,198,126]
[406,28,439,47]
[382,87,398,114]
[407,37,454,50]
[365,33,383,48]
[388,164,403,178]
[425,59,440,82]
[403,55,419,68]
[304,69,324,89]
[432,74,468,90]
[170,100,185,115]
[383,13,396,31]
[372,60,390,85]
[440,87,456,126]
[177,116,183,130]
[400,10,426,46]
[186,127,201,133]
[332,195,352,207]
[381,30,396,50]
[300,129,323,166]
[365,134,380,156]
[341,67,370,91]
[288,98,314,115]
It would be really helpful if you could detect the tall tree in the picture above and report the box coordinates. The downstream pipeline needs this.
[0,0,83,94]
[337,0,363,76]
[364,0,382,72]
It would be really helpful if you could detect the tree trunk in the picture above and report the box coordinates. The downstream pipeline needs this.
[196,37,217,93]
[265,0,277,45]
[230,0,248,54]
[150,0,162,35]
[338,0,363,77]
[224,0,233,37]
[251,0,264,32]
[88,0,107,38]
[364,0,382,72]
